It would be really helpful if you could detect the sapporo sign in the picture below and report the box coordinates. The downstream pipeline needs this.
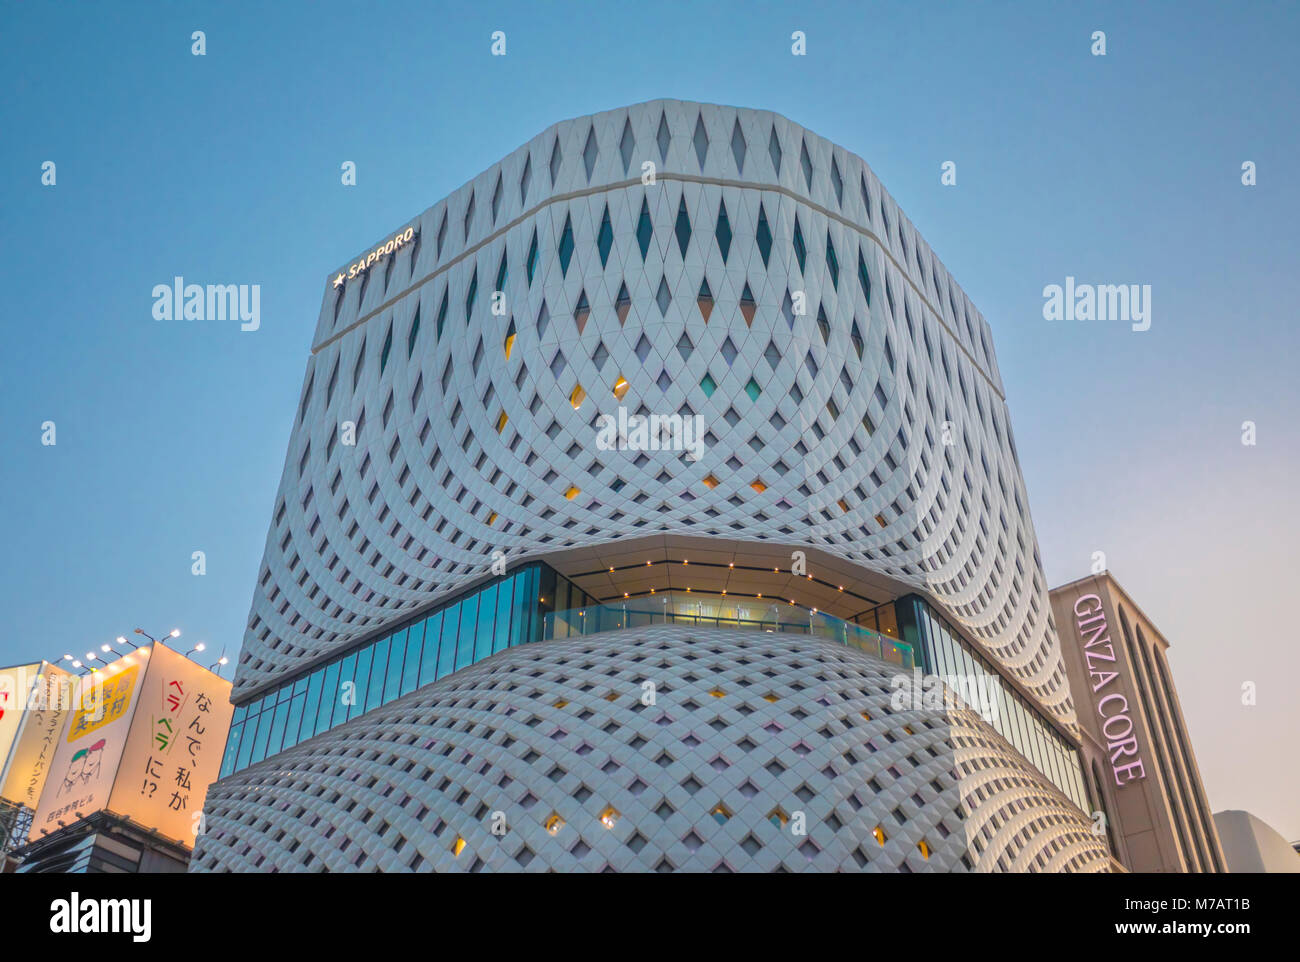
[333,226,417,289]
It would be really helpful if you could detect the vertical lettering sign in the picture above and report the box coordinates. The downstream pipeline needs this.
[0,662,76,807]
[108,643,234,846]
[1074,593,1147,787]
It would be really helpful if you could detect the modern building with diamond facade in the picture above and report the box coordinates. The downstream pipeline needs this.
[192,100,1115,872]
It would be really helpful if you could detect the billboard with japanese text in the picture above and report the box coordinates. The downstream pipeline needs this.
[0,661,77,808]
[107,642,233,845]
[28,651,144,840]
[27,644,232,848]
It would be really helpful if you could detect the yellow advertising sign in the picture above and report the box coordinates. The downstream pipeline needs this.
[65,664,138,742]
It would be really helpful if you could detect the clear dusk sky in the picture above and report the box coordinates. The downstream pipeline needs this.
[1,1,1296,839]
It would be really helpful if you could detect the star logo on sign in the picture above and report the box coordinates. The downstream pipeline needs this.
[333,273,346,289]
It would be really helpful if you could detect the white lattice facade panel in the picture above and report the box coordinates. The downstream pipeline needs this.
[194,628,1108,873]
[236,101,1073,729]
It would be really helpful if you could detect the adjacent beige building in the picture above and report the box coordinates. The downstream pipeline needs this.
[1050,573,1225,872]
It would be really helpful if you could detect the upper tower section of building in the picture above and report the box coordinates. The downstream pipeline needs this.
[237,100,1074,730]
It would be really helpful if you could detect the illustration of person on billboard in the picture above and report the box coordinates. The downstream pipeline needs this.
[56,738,106,796]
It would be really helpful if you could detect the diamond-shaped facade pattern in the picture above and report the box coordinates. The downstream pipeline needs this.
[193,628,1110,873]
[244,101,1073,739]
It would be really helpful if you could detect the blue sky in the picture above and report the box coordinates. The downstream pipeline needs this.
[2,1,1297,838]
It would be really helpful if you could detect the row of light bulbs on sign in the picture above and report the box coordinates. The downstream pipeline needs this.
[59,628,229,676]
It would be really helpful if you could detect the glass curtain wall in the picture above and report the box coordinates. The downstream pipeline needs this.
[896,594,1089,812]
[220,562,593,778]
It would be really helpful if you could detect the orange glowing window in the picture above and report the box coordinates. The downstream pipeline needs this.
[612,375,630,400]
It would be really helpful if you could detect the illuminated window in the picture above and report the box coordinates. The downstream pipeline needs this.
[612,375,630,401]
[496,411,508,434]
[710,803,732,825]
[599,806,620,829]
[768,807,789,828]
[918,839,931,860]
[573,290,590,334]
[503,319,516,360]
[564,485,581,501]
[702,474,719,489]
[750,479,767,494]
[740,283,757,326]
[697,278,714,322]
[569,384,586,410]
[553,698,569,709]
[873,825,886,845]
[875,514,887,528]
[838,499,850,513]
[708,687,725,698]
[451,836,466,857]
[487,511,498,526]
[544,813,565,836]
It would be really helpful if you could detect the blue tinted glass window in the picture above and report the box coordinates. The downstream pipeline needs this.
[494,579,513,653]
[237,714,259,769]
[437,602,460,677]
[302,671,323,741]
[220,723,243,777]
[511,568,538,645]
[283,692,306,750]
[456,595,479,670]
[384,630,407,702]
[348,649,370,722]
[232,704,247,726]
[476,585,498,661]
[420,612,444,687]
[266,701,290,757]
[316,661,340,734]
[401,622,423,696]
[250,707,274,764]
[366,637,389,713]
